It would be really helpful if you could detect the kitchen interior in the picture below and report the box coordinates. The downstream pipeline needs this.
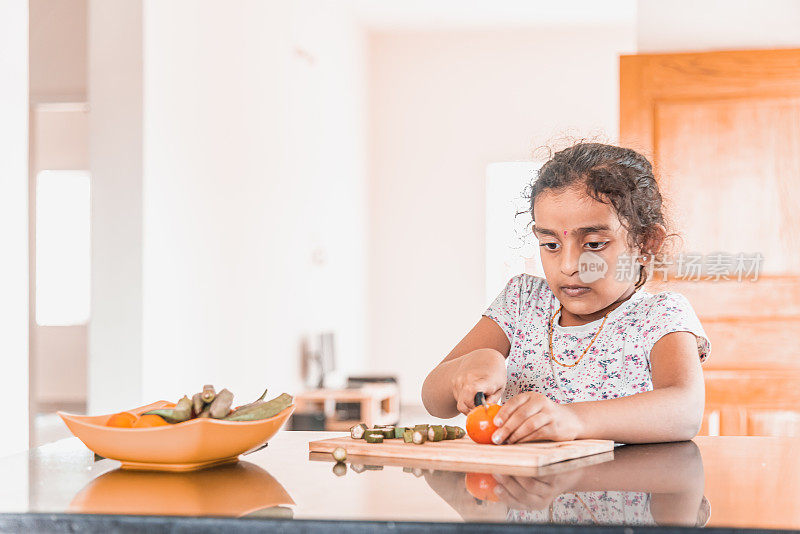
[2,0,800,531]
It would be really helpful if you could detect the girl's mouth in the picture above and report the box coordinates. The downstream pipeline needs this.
[560,285,591,297]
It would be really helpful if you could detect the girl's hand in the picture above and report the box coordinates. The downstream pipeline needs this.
[491,469,584,511]
[491,392,583,444]
[451,349,507,415]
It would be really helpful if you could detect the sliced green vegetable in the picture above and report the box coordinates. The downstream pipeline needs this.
[350,423,368,439]
[365,434,384,444]
[332,462,347,477]
[403,428,414,443]
[332,447,347,462]
[412,430,427,444]
[393,427,407,439]
[428,425,445,442]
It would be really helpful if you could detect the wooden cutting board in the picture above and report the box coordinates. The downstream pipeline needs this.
[308,436,614,468]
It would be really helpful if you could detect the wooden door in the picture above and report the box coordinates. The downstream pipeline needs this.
[620,49,800,436]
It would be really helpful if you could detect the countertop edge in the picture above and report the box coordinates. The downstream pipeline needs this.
[2,514,799,534]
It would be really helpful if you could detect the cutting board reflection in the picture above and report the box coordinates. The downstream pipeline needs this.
[308,436,614,468]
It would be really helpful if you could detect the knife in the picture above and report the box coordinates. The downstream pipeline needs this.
[474,391,488,411]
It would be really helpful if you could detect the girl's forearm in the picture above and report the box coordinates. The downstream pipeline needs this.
[422,359,460,418]
[565,385,704,443]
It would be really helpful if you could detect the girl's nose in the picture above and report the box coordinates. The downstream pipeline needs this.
[560,242,580,277]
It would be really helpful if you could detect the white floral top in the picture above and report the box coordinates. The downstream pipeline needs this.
[483,274,710,404]
[507,491,653,525]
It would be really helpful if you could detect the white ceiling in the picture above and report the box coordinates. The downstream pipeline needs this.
[349,0,637,30]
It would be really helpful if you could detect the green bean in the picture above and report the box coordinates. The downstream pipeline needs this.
[201,384,216,403]
[208,388,234,419]
[143,395,192,424]
[235,387,269,412]
[192,393,204,417]
[223,393,293,421]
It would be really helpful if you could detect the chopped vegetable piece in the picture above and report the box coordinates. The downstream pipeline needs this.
[363,465,384,471]
[365,434,384,444]
[413,424,429,433]
[412,430,427,444]
[380,427,395,439]
[350,423,368,439]
[403,428,414,443]
[393,427,407,439]
[332,447,347,462]
[428,425,445,442]
[351,463,366,474]
[455,427,467,439]
[444,425,458,440]
[332,462,347,477]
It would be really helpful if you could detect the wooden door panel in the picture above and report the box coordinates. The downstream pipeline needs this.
[622,49,800,436]
[655,96,800,273]
[645,277,800,319]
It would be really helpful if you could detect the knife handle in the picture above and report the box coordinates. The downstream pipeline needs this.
[474,391,486,408]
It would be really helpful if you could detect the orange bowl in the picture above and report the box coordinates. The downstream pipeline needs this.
[59,401,295,471]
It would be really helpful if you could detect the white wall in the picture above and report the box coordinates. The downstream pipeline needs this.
[0,0,30,455]
[637,0,800,52]
[140,0,367,403]
[367,26,636,402]
[88,0,143,413]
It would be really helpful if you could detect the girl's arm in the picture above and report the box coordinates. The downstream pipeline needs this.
[569,331,705,442]
[492,331,705,444]
[422,317,510,418]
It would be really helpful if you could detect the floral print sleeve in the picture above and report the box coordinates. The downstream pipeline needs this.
[482,274,532,343]
[641,292,711,363]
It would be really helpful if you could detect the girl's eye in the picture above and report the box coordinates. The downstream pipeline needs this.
[540,242,561,251]
[585,241,608,250]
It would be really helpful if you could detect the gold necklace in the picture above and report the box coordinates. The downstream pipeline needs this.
[548,305,610,368]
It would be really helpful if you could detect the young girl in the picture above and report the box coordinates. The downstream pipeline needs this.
[422,142,710,444]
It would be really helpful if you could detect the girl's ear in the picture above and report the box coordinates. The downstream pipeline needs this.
[641,224,667,257]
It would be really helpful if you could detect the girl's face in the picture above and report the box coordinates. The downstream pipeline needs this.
[533,184,639,320]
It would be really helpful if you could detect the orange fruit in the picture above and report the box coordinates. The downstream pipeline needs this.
[466,404,501,444]
[133,414,170,428]
[106,412,138,428]
[465,472,500,502]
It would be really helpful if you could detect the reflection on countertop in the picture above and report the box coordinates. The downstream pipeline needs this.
[70,461,294,518]
[1,432,799,530]
[417,441,707,527]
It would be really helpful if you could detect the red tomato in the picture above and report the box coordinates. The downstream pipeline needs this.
[466,403,500,444]
[464,472,499,502]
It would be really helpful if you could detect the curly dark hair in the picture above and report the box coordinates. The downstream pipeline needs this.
[524,142,668,289]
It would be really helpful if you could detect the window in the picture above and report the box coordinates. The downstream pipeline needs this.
[35,170,91,326]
